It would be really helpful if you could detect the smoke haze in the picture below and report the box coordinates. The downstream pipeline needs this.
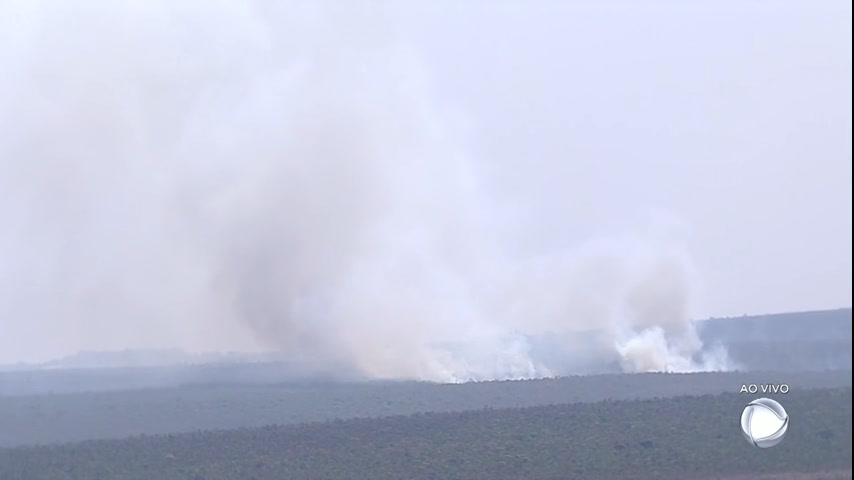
[10,0,846,381]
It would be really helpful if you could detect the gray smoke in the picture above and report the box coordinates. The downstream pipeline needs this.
[0,1,732,381]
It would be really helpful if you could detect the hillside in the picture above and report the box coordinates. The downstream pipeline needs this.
[1,309,850,397]
[1,387,849,480]
[0,370,849,448]
[698,309,852,343]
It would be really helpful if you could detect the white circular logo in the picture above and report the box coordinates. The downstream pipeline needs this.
[741,397,789,448]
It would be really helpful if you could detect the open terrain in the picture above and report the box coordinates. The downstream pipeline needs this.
[0,386,850,480]
[0,310,850,478]
[0,370,849,448]
[1,309,850,397]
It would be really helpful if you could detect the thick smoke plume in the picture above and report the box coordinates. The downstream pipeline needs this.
[0,1,732,381]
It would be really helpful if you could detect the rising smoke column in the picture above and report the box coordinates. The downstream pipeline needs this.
[484,230,733,378]
[0,1,732,380]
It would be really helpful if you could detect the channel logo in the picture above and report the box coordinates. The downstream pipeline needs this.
[740,398,789,448]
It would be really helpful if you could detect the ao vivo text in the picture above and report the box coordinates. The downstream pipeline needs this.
[740,384,789,394]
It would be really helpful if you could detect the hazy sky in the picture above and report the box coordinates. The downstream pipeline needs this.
[0,1,850,368]
[395,1,853,316]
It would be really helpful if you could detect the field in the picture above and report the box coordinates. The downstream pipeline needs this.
[0,385,850,479]
[0,310,851,479]
[0,370,850,448]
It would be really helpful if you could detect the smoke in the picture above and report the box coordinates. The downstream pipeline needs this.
[0,1,733,381]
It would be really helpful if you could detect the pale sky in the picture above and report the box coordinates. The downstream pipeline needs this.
[393,1,852,316]
[0,1,850,365]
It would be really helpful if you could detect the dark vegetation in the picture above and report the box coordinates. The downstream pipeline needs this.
[725,341,852,371]
[698,309,852,372]
[710,473,851,480]
[0,309,850,478]
[0,387,849,480]
[0,361,361,397]
[698,308,852,343]
[1,370,849,447]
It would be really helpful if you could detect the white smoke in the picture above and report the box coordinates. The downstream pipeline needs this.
[0,1,733,380]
